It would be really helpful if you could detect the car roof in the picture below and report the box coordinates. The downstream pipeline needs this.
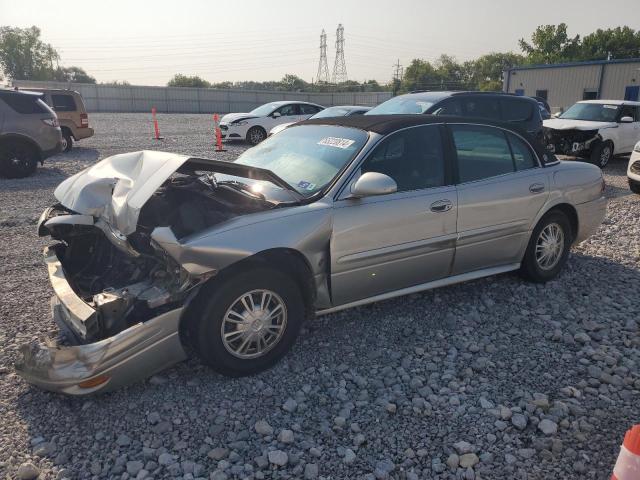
[302,114,527,135]
[578,99,640,106]
[21,87,81,96]
[325,105,371,110]
[399,90,536,102]
[265,100,323,107]
[0,88,43,98]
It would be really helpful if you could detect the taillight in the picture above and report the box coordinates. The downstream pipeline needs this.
[80,113,89,127]
[42,118,59,127]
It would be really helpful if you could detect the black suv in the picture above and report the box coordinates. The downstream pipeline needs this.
[367,91,544,139]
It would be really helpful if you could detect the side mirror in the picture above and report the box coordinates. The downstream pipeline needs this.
[272,112,281,118]
[350,172,397,198]
[620,116,634,123]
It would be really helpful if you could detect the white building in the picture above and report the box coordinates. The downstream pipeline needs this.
[503,58,640,113]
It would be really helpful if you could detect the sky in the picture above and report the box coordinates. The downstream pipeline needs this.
[1,0,639,86]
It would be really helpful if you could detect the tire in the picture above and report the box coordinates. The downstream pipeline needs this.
[0,140,39,178]
[589,141,613,168]
[246,126,266,145]
[190,267,304,377]
[61,131,73,152]
[630,179,640,194]
[520,210,572,283]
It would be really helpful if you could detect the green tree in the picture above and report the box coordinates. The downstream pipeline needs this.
[101,80,131,86]
[579,26,640,60]
[519,23,581,64]
[53,66,96,83]
[167,74,211,88]
[0,26,59,80]
[280,74,309,91]
[465,52,526,91]
[401,59,439,92]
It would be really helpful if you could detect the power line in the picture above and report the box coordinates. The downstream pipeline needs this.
[332,24,347,84]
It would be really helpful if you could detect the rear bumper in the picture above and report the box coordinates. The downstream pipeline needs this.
[574,196,607,244]
[15,247,187,395]
[72,127,94,140]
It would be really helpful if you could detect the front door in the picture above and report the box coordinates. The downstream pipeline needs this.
[449,124,550,275]
[330,124,457,306]
[617,104,640,153]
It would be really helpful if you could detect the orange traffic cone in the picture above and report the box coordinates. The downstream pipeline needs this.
[612,425,640,480]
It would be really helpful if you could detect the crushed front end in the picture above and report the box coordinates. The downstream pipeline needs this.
[15,151,293,394]
[543,128,600,157]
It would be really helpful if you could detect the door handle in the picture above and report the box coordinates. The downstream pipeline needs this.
[430,199,452,212]
[529,183,545,194]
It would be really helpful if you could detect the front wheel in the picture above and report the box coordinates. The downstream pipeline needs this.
[246,126,266,145]
[0,141,39,178]
[520,211,572,283]
[590,141,613,168]
[190,267,304,376]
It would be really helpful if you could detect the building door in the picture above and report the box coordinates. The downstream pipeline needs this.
[625,86,639,101]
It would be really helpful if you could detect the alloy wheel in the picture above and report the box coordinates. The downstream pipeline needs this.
[220,289,287,359]
[535,223,565,270]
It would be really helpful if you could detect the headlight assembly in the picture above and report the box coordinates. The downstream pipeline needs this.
[233,121,248,126]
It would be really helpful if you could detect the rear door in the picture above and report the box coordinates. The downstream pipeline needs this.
[330,124,457,305]
[449,124,549,274]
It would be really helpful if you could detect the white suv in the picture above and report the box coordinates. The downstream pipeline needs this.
[543,100,640,168]
[628,141,640,194]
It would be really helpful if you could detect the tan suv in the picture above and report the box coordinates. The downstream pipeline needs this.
[23,88,94,151]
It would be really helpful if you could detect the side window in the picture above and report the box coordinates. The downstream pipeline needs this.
[451,125,514,183]
[51,94,77,112]
[432,99,462,116]
[277,104,299,116]
[299,104,320,115]
[361,125,445,192]
[619,105,636,121]
[506,132,537,171]
[0,94,48,114]
[500,98,533,122]
[460,97,500,120]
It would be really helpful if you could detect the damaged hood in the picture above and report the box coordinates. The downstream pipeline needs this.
[54,150,300,236]
[543,118,617,131]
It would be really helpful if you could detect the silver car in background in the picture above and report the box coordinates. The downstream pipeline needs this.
[17,115,607,394]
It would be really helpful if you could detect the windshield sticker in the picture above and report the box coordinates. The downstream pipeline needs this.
[318,137,356,149]
[604,105,618,109]
[297,181,316,191]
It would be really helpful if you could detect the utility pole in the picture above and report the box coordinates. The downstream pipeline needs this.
[316,29,330,84]
[332,24,348,84]
[392,59,403,96]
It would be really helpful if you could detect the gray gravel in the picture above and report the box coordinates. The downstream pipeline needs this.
[1,113,639,479]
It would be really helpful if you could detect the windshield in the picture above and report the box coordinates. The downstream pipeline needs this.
[311,107,351,119]
[249,102,281,116]
[367,96,435,115]
[560,103,621,122]
[235,125,368,197]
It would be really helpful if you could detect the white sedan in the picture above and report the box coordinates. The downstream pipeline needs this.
[219,101,324,145]
[628,141,640,194]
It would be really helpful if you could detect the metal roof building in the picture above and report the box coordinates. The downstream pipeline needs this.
[503,58,640,113]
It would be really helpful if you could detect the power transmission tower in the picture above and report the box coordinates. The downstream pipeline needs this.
[332,24,347,84]
[392,59,403,95]
[316,29,330,84]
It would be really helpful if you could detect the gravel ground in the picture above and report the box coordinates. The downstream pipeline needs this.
[0,113,638,480]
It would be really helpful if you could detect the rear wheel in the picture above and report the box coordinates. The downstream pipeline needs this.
[520,210,572,283]
[246,126,266,145]
[0,140,39,178]
[190,267,304,376]
[630,179,640,194]
[590,141,613,168]
[61,131,73,152]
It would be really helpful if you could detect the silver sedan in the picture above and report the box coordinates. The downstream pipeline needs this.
[17,115,607,394]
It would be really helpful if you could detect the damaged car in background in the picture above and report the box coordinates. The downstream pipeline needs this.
[16,116,607,395]
[543,100,640,168]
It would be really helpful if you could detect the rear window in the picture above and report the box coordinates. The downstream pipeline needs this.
[0,94,49,114]
[52,94,77,112]
[500,98,533,122]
